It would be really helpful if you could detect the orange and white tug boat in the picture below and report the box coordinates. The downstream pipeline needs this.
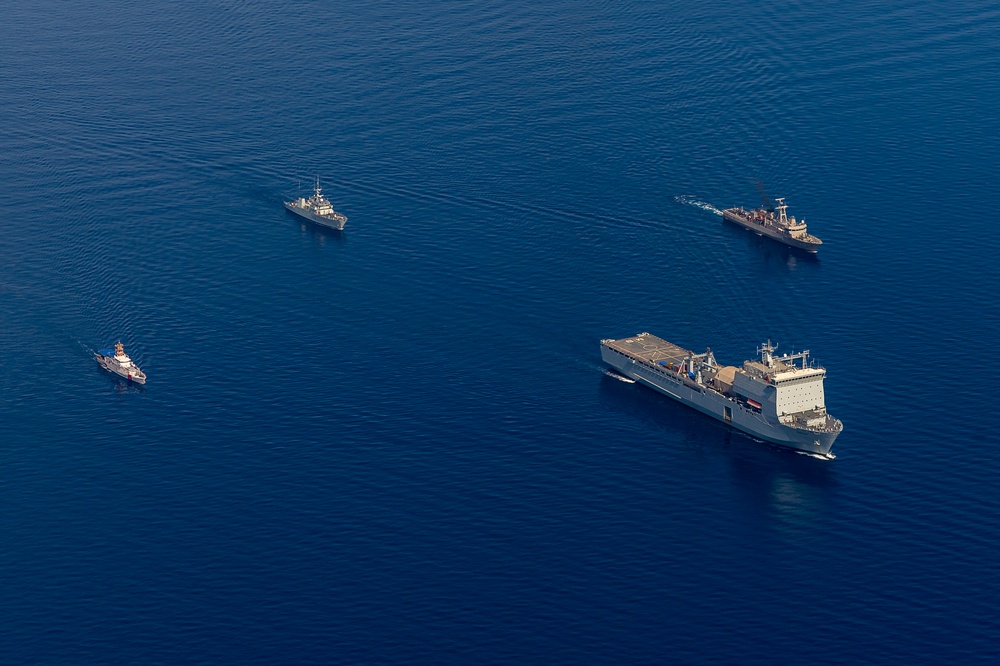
[96,341,147,384]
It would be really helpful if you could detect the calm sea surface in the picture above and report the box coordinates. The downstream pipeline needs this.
[2,1,999,663]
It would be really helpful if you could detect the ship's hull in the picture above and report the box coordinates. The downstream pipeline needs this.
[284,202,347,230]
[601,344,839,456]
[96,355,146,384]
[722,209,821,253]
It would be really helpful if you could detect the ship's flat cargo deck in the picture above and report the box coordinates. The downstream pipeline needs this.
[603,333,692,366]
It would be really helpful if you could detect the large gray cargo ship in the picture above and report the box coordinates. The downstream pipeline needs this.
[721,198,822,252]
[601,333,842,457]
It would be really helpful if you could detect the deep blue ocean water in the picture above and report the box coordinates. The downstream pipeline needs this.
[2,1,999,663]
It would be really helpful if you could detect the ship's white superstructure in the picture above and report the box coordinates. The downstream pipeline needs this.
[601,333,842,457]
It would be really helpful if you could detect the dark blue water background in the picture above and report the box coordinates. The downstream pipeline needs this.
[2,1,999,663]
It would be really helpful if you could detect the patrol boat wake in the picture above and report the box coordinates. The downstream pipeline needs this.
[284,178,348,230]
[601,333,842,457]
[96,341,147,384]
[722,198,822,252]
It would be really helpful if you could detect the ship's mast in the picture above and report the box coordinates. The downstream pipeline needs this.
[776,349,811,369]
[774,198,788,225]
[314,176,322,197]
[758,340,777,367]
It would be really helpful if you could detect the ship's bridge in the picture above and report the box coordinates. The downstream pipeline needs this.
[771,366,827,417]
[740,344,830,417]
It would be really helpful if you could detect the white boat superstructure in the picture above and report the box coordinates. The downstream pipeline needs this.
[284,178,348,230]
[96,341,146,384]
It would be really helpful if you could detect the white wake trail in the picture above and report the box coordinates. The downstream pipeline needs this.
[604,370,636,383]
[674,195,723,216]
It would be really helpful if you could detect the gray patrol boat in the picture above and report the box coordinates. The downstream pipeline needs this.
[284,178,348,230]
[722,198,822,252]
[601,333,843,457]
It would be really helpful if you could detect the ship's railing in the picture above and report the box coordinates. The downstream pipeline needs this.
[728,209,778,225]
[792,415,842,433]
[606,346,695,385]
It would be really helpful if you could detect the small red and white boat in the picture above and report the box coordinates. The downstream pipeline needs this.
[96,341,147,384]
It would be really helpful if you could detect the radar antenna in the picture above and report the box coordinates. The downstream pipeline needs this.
[774,197,788,225]
[758,340,777,367]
